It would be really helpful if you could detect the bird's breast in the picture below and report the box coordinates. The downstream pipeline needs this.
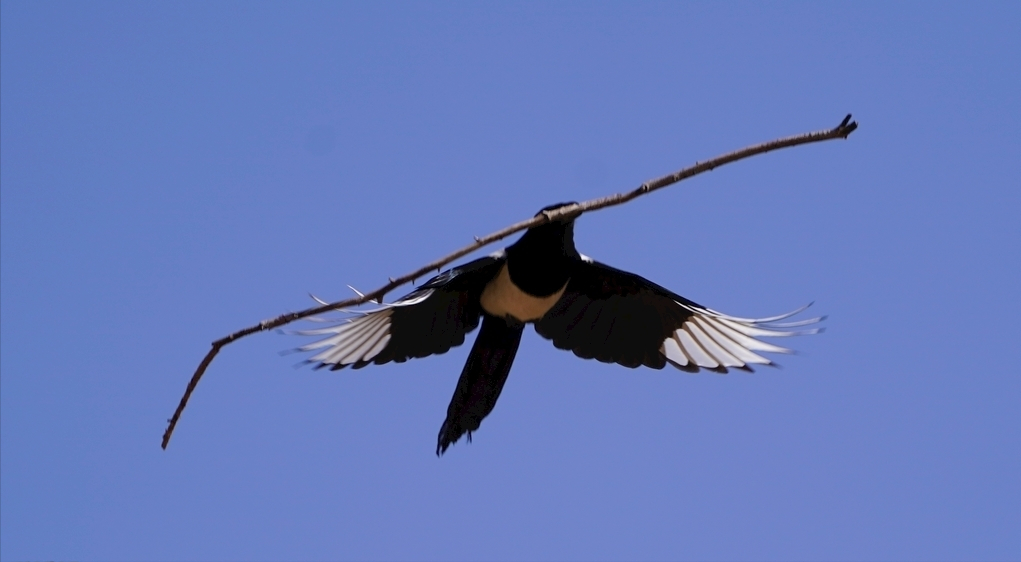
[480,263,568,323]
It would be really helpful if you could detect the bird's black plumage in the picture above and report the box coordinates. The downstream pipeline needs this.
[298,202,823,455]
[436,313,523,455]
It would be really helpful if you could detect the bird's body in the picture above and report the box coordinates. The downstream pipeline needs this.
[298,203,823,455]
[479,263,568,323]
[481,213,576,323]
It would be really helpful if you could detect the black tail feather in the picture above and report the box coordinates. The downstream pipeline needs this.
[436,314,523,456]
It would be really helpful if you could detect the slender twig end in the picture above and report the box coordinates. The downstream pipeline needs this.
[836,114,858,137]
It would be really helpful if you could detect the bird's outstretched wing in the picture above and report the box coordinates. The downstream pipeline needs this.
[298,255,506,370]
[535,258,823,373]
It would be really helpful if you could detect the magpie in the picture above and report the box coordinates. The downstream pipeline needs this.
[298,203,823,455]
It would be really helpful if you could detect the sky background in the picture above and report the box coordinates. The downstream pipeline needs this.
[2,3,1019,561]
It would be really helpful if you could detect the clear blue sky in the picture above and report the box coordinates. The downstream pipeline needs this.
[2,3,1018,561]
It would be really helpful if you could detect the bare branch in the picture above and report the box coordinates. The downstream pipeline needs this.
[161,114,858,449]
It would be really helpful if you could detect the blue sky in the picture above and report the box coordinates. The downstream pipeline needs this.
[1,3,1018,561]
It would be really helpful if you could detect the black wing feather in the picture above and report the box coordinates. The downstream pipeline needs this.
[299,255,505,369]
[536,259,822,373]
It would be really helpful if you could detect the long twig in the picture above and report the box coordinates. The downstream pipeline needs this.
[162,114,858,449]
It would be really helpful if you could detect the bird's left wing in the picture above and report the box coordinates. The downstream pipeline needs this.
[535,258,823,373]
[298,255,506,370]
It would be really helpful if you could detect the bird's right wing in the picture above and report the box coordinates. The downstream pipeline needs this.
[297,255,506,370]
[535,258,823,373]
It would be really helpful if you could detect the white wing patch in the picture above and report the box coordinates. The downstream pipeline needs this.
[296,289,435,369]
[659,302,823,372]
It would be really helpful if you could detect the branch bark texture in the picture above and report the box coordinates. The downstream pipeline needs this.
[162,114,858,449]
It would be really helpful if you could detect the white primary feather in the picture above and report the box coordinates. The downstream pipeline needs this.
[296,286,438,368]
[660,301,823,372]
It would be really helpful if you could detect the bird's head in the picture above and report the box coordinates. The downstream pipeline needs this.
[507,201,580,258]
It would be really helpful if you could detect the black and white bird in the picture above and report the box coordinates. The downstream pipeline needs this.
[298,203,823,455]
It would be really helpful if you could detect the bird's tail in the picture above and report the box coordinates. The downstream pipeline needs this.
[437,314,524,456]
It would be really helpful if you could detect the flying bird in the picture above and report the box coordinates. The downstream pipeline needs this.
[298,203,823,455]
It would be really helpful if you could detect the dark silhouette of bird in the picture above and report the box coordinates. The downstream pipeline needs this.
[298,203,823,455]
